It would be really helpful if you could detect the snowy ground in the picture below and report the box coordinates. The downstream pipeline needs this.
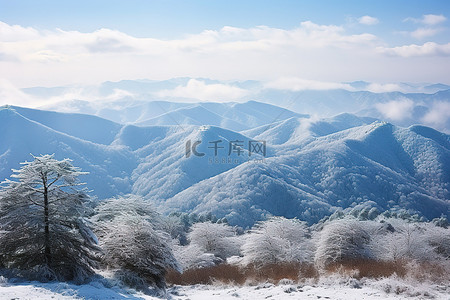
[169,281,450,300]
[0,277,448,300]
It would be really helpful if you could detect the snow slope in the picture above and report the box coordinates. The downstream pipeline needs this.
[168,281,450,300]
[0,278,448,300]
[42,99,191,125]
[0,106,137,199]
[136,105,248,131]
[127,125,267,203]
[10,106,122,145]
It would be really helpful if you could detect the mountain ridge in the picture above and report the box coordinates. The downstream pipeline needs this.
[0,104,448,227]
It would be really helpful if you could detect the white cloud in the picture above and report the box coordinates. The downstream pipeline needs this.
[0,20,448,87]
[264,78,354,91]
[0,79,36,106]
[403,14,446,40]
[377,42,450,57]
[0,76,138,108]
[156,79,249,101]
[366,83,403,93]
[0,21,40,42]
[405,14,447,26]
[410,27,441,39]
[0,21,378,64]
[422,101,450,128]
[47,88,135,105]
[421,14,447,26]
[0,20,381,87]
[375,98,414,121]
[358,16,379,25]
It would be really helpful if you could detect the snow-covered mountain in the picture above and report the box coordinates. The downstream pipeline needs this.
[10,106,122,145]
[125,124,267,202]
[30,78,450,133]
[135,101,306,131]
[254,88,450,132]
[41,99,306,131]
[162,122,449,227]
[0,103,448,227]
[0,106,137,199]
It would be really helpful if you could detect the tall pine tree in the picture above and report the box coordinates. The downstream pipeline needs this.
[0,154,99,282]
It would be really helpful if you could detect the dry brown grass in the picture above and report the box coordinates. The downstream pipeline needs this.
[166,264,245,285]
[166,262,317,285]
[166,259,449,286]
[246,262,318,283]
[324,259,449,283]
[403,260,449,283]
[325,259,407,278]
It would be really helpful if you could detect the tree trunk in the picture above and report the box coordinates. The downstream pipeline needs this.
[44,185,51,266]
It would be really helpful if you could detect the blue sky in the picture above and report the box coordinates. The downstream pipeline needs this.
[1,0,449,40]
[0,0,449,87]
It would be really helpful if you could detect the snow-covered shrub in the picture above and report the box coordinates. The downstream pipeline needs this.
[369,219,442,261]
[159,215,187,244]
[432,215,449,228]
[314,219,371,269]
[92,195,180,290]
[0,275,7,286]
[241,217,312,267]
[0,154,99,282]
[187,221,241,260]
[421,223,450,260]
[92,194,161,223]
[172,244,221,270]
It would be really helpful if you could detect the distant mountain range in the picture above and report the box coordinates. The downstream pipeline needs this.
[30,78,450,134]
[1,102,448,227]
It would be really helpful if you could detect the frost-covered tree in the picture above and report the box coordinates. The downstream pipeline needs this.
[241,217,312,267]
[370,219,449,261]
[174,221,241,270]
[159,215,187,245]
[187,221,241,260]
[172,244,221,271]
[92,195,180,290]
[314,219,371,269]
[0,154,99,282]
[426,225,450,260]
